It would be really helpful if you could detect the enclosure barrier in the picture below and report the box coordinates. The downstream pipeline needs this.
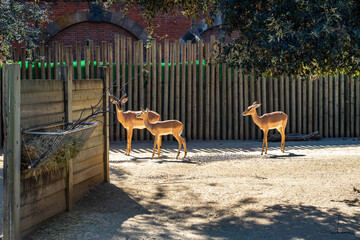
[7,35,360,143]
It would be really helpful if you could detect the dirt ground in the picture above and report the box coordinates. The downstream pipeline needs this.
[1,138,360,239]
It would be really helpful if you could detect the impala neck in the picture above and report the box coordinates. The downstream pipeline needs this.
[142,115,152,130]
[250,109,262,127]
[115,104,125,123]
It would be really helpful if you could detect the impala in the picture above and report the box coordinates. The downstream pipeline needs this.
[109,93,160,155]
[137,108,187,159]
[243,101,288,155]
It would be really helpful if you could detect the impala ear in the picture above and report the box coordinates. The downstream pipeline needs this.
[121,97,128,104]
[252,101,257,106]
[255,103,261,108]
[146,107,150,112]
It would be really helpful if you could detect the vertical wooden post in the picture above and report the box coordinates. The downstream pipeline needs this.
[163,40,170,141]
[329,76,333,137]
[101,67,110,183]
[204,43,210,140]
[221,51,227,140]
[175,40,181,123]
[291,76,296,133]
[40,42,46,80]
[192,44,197,140]
[186,41,192,139]
[76,42,82,80]
[157,43,162,119]
[46,45,51,79]
[3,64,21,240]
[108,43,114,141]
[115,36,120,141]
[302,80,307,134]
[53,41,59,80]
[128,39,133,110]
[96,46,101,79]
[239,71,244,139]
[243,74,249,139]
[210,36,216,140]
[181,44,187,139]
[89,40,95,79]
[340,74,345,137]
[256,74,261,139]
[285,76,290,133]
[233,69,239,139]
[21,48,26,80]
[324,76,329,137]
[319,76,323,136]
[139,40,145,140]
[356,76,360,137]
[198,41,204,140]
[63,49,73,211]
[133,42,139,141]
[297,77,302,133]
[227,66,232,140]
[151,39,157,112]
[313,77,318,132]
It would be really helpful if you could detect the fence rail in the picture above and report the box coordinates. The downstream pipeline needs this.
[9,35,360,141]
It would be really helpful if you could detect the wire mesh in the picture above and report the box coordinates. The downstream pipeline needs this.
[21,122,98,171]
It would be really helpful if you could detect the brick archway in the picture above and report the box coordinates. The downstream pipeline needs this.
[42,9,149,43]
[179,15,226,43]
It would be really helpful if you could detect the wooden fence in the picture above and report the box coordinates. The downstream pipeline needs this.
[2,64,109,237]
[10,35,360,141]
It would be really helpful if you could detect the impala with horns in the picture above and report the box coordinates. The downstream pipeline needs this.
[137,108,187,159]
[109,93,160,155]
[243,101,288,155]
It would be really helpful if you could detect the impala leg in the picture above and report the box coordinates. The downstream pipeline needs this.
[152,135,158,159]
[126,127,133,155]
[261,130,266,155]
[174,134,183,159]
[276,127,283,152]
[264,129,269,154]
[281,128,286,152]
[157,136,162,158]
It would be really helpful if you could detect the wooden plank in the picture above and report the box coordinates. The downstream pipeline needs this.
[21,178,65,206]
[108,43,114,141]
[46,45,51,79]
[163,40,170,140]
[198,40,204,140]
[76,42,81,80]
[84,46,90,79]
[73,162,104,185]
[21,102,64,118]
[243,74,249,139]
[102,66,110,182]
[256,74,261,139]
[215,53,220,139]
[192,43,197,140]
[40,42,46,80]
[314,77,318,132]
[14,47,19,63]
[21,113,65,129]
[146,46,151,139]
[75,144,105,164]
[20,190,66,235]
[186,40,192,139]
[73,80,103,90]
[74,154,103,174]
[133,41,139,140]
[340,73,345,137]
[329,75,333,137]
[73,172,103,204]
[3,64,21,240]
[73,89,103,101]
[127,38,133,110]
[233,69,239,139]
[157,43,162,120]
[151,39,157,112]
[318,76,323,136]
[21,47,26,79]
[115,36,120,141]
[175,40,181,122]
[89,40,95,79]
[350,76,355,136]
[34,47,40,79]
[53,42,59,79]
[334,74,339,137]
[59,43,64,67]
[268,77,273,113]
[249,72,255,139]
[96,45,101,79]
[21,91,63,105]
[280,75,285,112]
[302,80,307,134]
[204,43,210,140]
[210,36,216,139]
[139,40,145,140]
[181,43,187,138]
[285,76,290,133]
[324,76,329,137]
[274,76,279,111]
[221,54,227,140]
[297,77,302,133]
[21,79,63,93]
[308,78,313,133]
[262,77,267,116]
[239,71,244,139]
[291,76,296,133]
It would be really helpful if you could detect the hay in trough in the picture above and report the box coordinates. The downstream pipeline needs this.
[21,122,97,180]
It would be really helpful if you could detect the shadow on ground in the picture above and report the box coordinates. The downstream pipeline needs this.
[26,182,360,240]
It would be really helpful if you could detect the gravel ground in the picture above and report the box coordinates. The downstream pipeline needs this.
[1,138,360,239]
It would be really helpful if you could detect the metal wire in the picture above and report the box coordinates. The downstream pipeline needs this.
[22,122,98,169]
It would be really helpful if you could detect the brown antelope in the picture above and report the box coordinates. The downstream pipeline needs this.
[243,101,288,155]
[109,93,160,155]
[137,108,187,159]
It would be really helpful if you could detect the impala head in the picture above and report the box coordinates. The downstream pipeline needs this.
[242,101,261,116]
[109,92,128,111]
[136,108,150,119]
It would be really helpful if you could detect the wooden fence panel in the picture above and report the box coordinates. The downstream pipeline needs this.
[8,35,360,145]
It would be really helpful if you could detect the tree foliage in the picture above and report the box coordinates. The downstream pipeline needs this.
[0,0,50,65]
[106,0,360,78]
[212,0,360,78]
